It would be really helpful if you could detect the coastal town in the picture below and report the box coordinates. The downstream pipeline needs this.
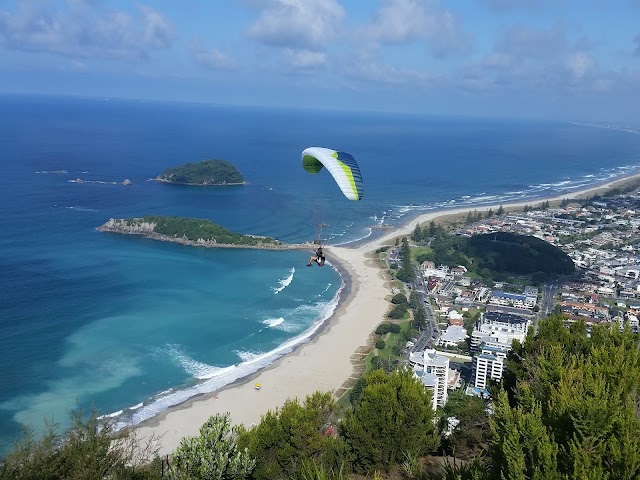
[389,190,640,410]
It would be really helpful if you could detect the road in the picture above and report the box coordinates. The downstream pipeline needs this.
[536,282,558,329]
[409,264,439,353]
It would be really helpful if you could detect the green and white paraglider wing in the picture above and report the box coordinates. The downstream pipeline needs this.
[301,147,363,201]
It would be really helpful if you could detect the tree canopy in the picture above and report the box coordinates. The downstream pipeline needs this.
[340,368,439,474]
[129,216,281,246]
[159,159,244,185]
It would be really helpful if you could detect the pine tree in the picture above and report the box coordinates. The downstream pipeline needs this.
[411,224,422,242]
[341,369,439,474]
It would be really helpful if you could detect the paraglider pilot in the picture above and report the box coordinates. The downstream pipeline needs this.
[307,246,325,267]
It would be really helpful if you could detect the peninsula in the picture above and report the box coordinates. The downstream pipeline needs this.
[156,159,245,186]
[97,216,309,250]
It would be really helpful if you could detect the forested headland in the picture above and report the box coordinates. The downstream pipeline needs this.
[96,215,298,249]
[157,159,245,185]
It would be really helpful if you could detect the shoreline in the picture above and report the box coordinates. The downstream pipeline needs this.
[152,177,247,187]
[134,171,640,455]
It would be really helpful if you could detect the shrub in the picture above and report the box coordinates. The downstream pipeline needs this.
[388,305,407,319]
[375,340,386,350]
[391,293,408,305]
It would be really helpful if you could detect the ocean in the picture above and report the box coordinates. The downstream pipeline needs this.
[1,94,639,454]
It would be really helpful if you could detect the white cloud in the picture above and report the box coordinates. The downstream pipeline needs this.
[481,0,556,10]
[283,48,326,69]
[191,40,237,71]
[357,0,470,56]
[0,1,174,60]
[496,23,566,59]
[248,0,345,50]
[566,51,595,79]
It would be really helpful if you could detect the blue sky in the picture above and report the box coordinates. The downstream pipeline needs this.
[1,0,639,121]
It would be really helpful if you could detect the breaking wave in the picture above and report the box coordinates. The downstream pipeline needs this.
[110,274,346,432]
[273,267,295,294]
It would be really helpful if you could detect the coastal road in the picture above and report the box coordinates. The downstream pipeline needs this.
[539,283,558,320]
[409,264,438,353]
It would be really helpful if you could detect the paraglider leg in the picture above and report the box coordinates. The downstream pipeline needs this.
[307,255,316,266]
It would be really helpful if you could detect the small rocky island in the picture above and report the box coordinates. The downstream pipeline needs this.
[97,216,310,250]
[156,159,245,186]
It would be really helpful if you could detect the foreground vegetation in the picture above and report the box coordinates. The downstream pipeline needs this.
[158,159,244,185]
[4,315,639,479]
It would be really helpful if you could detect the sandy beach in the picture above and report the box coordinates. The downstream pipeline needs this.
[135,172,640,455]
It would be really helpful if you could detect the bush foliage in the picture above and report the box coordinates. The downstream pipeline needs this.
[129,216,281,246]
[159,159,244,185]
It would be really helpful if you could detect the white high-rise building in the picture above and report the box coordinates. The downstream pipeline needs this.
[409,349,450,408]
[470,312,530,354]
[470,312,529,391]
[473,344,508,390]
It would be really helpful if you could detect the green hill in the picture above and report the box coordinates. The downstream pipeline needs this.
[421,231,574,281]
[158,159,244,185]
[467,231,574,275]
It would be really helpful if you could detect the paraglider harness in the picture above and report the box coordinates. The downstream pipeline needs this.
[307,245,326,267]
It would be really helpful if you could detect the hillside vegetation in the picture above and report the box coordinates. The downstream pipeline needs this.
[129,215,280,246]
[158,159,244,185]
[415,230,574,282]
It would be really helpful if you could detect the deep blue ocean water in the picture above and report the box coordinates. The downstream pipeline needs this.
[1,94,640,454]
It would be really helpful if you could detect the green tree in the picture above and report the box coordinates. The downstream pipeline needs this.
[488,390,561,480]
[375,340,386,350]
[239,392,344,480]
[486,315,640,479]
[388,304,408,319]
[497,205,504,216]
[409,290,421,309]
[411,224,422,243]
[340,368,440,474]
[429,221,437,237]
[465,211,474,225]
[0,408,161,480]
[486,208,494,218]
[442,392,491,459]
[169,413,254,479]
[159,159,244,185]
[391,293,408,305]
[413,305,427,330]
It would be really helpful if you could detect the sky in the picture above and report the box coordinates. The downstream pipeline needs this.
[1,0,639,121]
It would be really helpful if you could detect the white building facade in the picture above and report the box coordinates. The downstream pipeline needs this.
[470,312,530,390]
[409,349,450,408]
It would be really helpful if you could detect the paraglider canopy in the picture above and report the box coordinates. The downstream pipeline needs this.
[302,147,363,201]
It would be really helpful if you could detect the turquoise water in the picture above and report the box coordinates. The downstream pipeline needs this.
[1,95,640,454]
